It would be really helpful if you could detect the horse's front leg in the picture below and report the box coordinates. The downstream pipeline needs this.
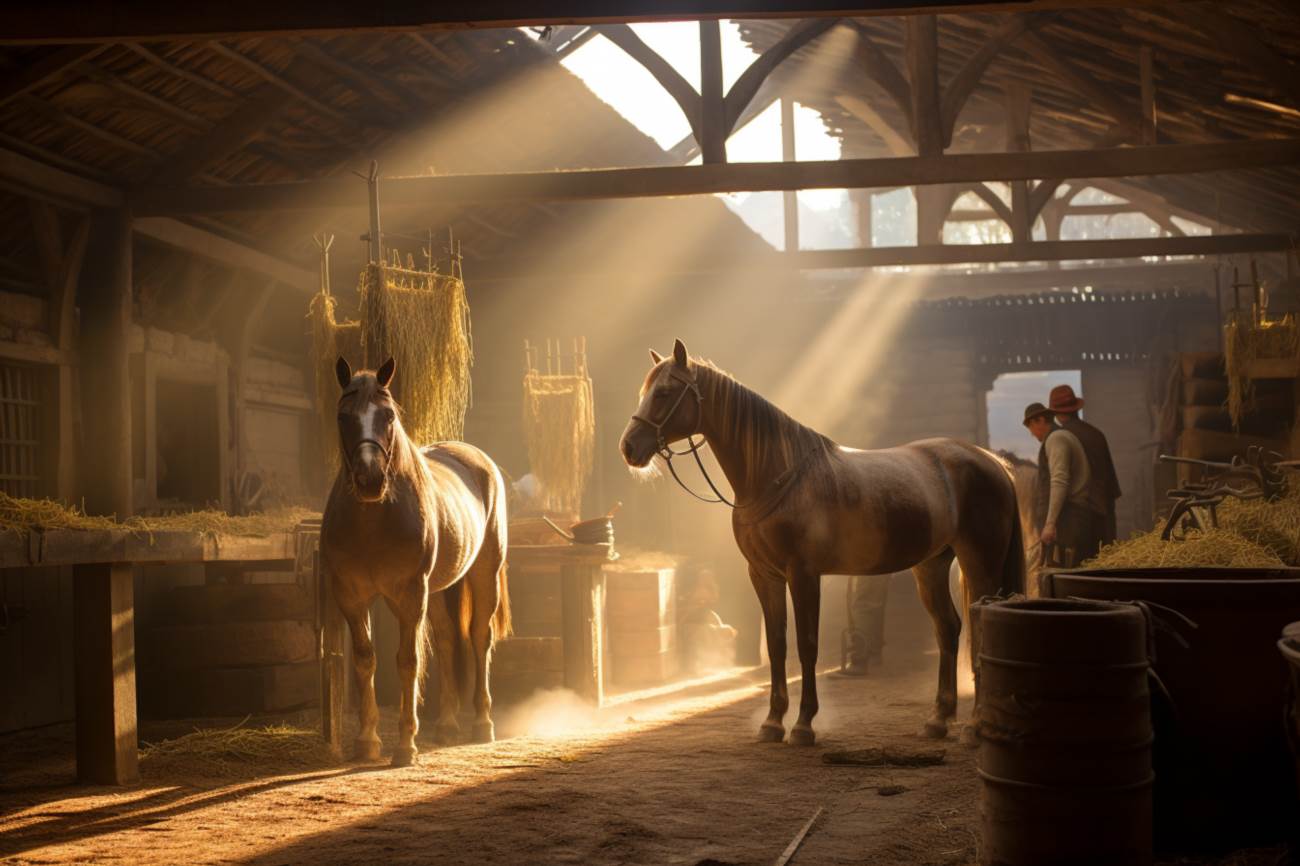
[748,565,789,743]
[336,584,382,763]
[788,566,821,746]
[390,582,429,767]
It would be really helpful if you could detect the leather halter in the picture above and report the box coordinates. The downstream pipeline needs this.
[630,365,735,508]
[339,393,394,491]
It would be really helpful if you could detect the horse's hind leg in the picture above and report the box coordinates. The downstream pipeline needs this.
[788,566,822,747]
[336,588,382,762]
[389,582,429,767]
[466,548,504,744]
[749,564,789,743]
[426,587,463,745]
[913,549,960,739]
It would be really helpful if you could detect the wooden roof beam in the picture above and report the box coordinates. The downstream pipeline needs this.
[131,137,1300,214]
[723,17,840,134]
[122,43,239,99]
[133,216,315,293]
[0,145,122,209]
[940,14,1040,148]
[0,2,1178,44]
[150,85,294,184]
[1174,4,1300,109]
[0,44,107,108]
[595,24,702,143]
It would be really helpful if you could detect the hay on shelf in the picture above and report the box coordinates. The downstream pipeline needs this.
[1224,314,1298,428]
[1085,527,1286,570]
[522,371,595,516]
[360,263,472,446]
[0,491,314,538]
[140,719,336,779]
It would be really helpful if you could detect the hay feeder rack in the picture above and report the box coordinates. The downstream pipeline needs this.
[1158,447,1298,540]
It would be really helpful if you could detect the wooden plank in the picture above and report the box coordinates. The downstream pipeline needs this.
[905,15,942,157]
[130,138,1300,214]
[133,217,314,292]
[0,45,106,107]
[0,146,121,209]
[0,2,1167,44]
[73,562,137,785]
[560,559,606,705]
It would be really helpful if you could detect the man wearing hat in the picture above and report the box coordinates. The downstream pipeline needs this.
[1050,384,1122,545]
[1023,402,1099,566]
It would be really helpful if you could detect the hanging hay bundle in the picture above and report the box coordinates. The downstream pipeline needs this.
[308,291,362,473]
[360,262,472,446]
[522,370,595,516]
[1225,313,1298,428]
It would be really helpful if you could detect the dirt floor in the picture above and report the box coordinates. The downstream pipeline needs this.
[0,652,1290,866]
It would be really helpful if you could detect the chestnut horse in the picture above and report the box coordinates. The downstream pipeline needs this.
[321,357,510,766]
[619,340,1023,745]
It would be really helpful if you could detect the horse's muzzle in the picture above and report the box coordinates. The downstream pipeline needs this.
[349,446,388,501]
[619,420,656,468]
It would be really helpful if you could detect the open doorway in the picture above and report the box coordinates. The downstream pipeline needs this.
[986,369,1083,461]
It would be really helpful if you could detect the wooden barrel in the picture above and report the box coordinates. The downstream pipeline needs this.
[1042,567,1300,849]
[975,598,1153,866]
[1281,621,1300,811]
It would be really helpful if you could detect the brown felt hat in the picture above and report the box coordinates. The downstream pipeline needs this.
[1023,402,1053,426]
[1049,384,1085,413]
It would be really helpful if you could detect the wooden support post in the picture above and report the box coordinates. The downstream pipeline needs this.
[365,161,381,264]
[699,20,726,165]
[915,185,949,246]
[560,558,606,705]
[73,562,138,785]
[780,97,799,253]
[852,189,873,247]
[1004,83,1033,244]
[1139,46,1157,146]
[906,15,942,158]
[79,208,132,517]
[318,549,346,757]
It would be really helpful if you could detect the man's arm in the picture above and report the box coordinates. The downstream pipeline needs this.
[1044,433,1072,528]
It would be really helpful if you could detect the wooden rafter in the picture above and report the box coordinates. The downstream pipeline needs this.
[940,14,1039,148]
[0,44,107,108]
[205,42,355,128]
[835,93,912,155]
[132,137,1300,214]
[122,43,239,99]
[848,22,914,130]
[723,17,840,133]
[22,95,161,159]
[905,16,942,157]
[1020,30,1141,134]
[595,24,702,142]
[74,62,213,131]
[1174,4,1300,109]
[291,39,421,112]
[134,217,315,292]
[150,85,294,184]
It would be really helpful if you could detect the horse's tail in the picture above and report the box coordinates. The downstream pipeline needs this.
[437,579,473,703]
[494,560,512,639]
[1001,505,1027,597]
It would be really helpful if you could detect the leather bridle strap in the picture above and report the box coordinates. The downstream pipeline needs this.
[630,367,734,508]
[342,437,392,476]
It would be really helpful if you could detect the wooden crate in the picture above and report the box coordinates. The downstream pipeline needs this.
[606,566,678,688]
[490,636,563,703]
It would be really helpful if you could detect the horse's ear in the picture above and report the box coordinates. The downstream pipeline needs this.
[649,348,664,365]
[376,356,396,388]
[335,356,352,389]
[672,339,689,368]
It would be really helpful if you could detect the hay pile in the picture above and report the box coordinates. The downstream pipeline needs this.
[360,262,473,446]
[522,371,595,516]
[1224,314,1298,428]
[0,491,314,538]
[1085,482,1300,569]
[141,719,335,779]
[308,291,363,474]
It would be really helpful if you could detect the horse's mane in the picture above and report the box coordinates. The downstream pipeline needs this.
[340,372,438,520]
[688,360,836,495]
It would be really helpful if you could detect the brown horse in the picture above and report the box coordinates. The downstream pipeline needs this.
[321,357,511,766]
[619,340,1023,745]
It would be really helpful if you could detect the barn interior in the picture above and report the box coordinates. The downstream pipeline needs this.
[1,2,1299,864]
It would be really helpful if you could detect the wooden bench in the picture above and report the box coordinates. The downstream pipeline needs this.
[0,528,299,786]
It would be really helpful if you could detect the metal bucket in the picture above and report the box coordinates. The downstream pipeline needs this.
[975,597,1153,866]
[1042,567,1300,850]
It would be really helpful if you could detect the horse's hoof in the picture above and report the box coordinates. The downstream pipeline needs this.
[959,723,981,748]
[921,718,950,740]
[353,739,382,762]
[789,724,816,747]
[435,722,460,746]
[757,722,785,743]
[472,722,495,744]
[390,746,417,768]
